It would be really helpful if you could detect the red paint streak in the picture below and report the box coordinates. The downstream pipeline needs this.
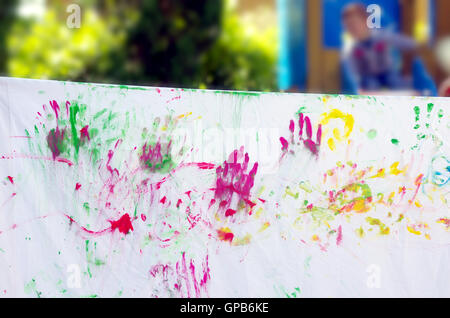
[217,229,234,242]
[181,252,192,298]
[185,191,192,199]
[409,174,424,205]
[166,95,181,104]
[149,264,170,279]
[75,183,81,191]
[438,218,450,228]
[176,199,183,208]
[65,101,70,118]
[243,199,256,209]
[0,153,73,167]
[65,215,110,236]
[280,137,289,151]
[7,176,14,184]
[49,100,60,120]
[65,213,133,236]
[299,113,304,136]
[186,206,201,230]
[56,157,74,166]
[200,255,210,290]
[141,214,147,222]
[305,116,312,137]
[189,259,201,297]
[109,213,134,235]
[106,150,119,176]
[289,120,295,133]
[225,209,237,217]
[80,125,90,143]
[183,162,216,170]
[160,196,167,204]
[336,225,343,246]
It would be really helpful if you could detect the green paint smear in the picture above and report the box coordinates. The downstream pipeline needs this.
[24,278,42,298]
[366,217,390,235]
[414,106,420,120]
[391,139,399,145]
[367,129,377,139]
[214,90,262,97]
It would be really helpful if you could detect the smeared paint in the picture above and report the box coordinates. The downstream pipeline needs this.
[217,228,234,242]
[336,226,343,245]
[109,213,134,235]
[214,147,258,213]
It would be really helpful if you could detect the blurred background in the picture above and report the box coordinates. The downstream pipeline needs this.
[0,0,449,96]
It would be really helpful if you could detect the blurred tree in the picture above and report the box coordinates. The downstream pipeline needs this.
[6,0,278,92]
[7,7,125,81]
[123,0,223,87]
[200,0,278,91]
[0,0,18,75]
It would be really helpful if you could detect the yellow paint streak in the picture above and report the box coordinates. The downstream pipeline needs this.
[356,226,365,238]
[233,234,252,246]
[176,112,192,119]
[320,109,355,138]
[389,162,407,176]
[353,198,369,213]
[258,222,270,233]
[370,168,386,179]
[328,138,335,151]
[284,187,299,199]
[407,225,421,235]
[332,128,342,141]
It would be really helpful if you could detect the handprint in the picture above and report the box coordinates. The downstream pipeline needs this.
[280,112,322,156]
[214,146,258,215]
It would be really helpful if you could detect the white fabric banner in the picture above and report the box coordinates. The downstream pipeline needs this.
[0,77,449,297]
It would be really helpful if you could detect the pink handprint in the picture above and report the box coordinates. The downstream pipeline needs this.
[280,112,322,156]
[214,147,258,215]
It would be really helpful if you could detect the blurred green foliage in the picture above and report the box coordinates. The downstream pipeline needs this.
[7,8,125,80]
[0,0,18,74]
[201,1,278,91]
[6,0,278,91]
[123,0,223,87]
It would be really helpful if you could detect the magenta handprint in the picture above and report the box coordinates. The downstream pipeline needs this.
[214,147,258,215]
[280,112,322,156]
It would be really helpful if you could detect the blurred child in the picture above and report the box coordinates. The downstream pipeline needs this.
[438,77,450,97]
[436,37,450,97]
[341,3,418,92]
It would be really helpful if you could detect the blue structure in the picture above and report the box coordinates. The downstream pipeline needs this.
[277,0,307,90]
